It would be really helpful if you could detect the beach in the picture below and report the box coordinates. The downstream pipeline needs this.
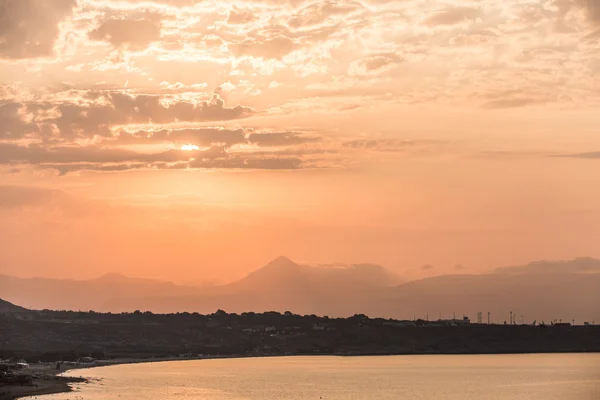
[0,370,86,400]
[0,356,213,400]
[6,354,599,400]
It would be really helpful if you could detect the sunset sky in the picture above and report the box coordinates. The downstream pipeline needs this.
[1,0,600,283]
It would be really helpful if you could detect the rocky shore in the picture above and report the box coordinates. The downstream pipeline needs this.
[0,371,86,400]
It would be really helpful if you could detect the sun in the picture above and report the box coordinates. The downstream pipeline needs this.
[181,144,200,151]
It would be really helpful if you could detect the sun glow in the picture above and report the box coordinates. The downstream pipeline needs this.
[181,144,200,151]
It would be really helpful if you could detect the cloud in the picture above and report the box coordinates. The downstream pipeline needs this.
[0,0,76,59]
[28,92,255,139]
[42,156,307,175]
[229,36,300,59]
[0,103,38,139]
[553,151,600,159]
[349,54,401,76]
[0,143,199,164]
[575,0,600,25]
[0,141,316,174]
[494,258,600,274]
[481,98,546,109]
[106,128,324,149]
[219,82,237,92]
[247,132,322,146]
[189,157,304,170]
[112,128,246,146]
[287,1,361,28]
[423,7,480,27]
[227,9,256,25]
[421,264,435,271]
[89,17,162,50]
[343,139,420,152]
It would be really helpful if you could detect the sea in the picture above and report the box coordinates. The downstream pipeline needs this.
[31,354,600,400]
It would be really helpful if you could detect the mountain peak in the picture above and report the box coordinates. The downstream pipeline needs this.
[238,256,305,287]
[266,256,298,268]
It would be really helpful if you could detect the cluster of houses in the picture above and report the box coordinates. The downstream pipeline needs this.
[0,359,30,381]
[0,359,29,372]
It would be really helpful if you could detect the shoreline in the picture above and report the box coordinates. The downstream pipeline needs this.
[0,374,86,400]
[3,351,600,400]
[0,355,218,400]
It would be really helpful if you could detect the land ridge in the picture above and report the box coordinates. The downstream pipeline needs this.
[2,305,600,399]
[2,306,599,362]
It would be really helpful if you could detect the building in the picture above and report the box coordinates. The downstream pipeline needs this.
[15,361,29,370]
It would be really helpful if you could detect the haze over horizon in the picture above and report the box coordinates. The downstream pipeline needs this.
[2,0,600,288]
[2,256,599,323]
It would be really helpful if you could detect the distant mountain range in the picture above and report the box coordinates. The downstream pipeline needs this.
[1,257,599,322]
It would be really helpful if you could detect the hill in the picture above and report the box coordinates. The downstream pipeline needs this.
[2,309,600,363]
[0,298,27,313]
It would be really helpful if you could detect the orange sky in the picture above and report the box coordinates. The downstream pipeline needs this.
[1,0,600,283]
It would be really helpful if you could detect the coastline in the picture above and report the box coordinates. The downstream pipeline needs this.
[0,374,86,400]
[3,351,600,400]
[0,355,222,400]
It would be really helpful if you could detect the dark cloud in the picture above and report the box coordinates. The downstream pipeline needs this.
[553,151,600,159]
[42,157,305,175]
[424,7,480,27]
[247,132,322,146]
[43,162,149,176]
[89,17,162,50]
[287,1,361,28]
[343,139,418,152]
[227,9,256,25]
[350,53,402,76]
[113,128,246,146]
[0,103,38,139]
[481,98,545,109]
[28,92,255,139]
[0,143,210,164]
[494,258,600,274]
[0,142,310,174]
[108,128,323,148]
[189,157,304,170]
[0,0,76,59]
[421,264,435,271]
[575,0,600,25]
[229,36,300,59]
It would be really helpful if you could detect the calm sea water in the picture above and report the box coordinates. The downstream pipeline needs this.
[35,354,600,400]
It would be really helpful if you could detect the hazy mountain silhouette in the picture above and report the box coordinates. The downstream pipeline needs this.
[227,256,402,292]
[0,273,199,311]
[98,257,403,315]
[1,257,598,322]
